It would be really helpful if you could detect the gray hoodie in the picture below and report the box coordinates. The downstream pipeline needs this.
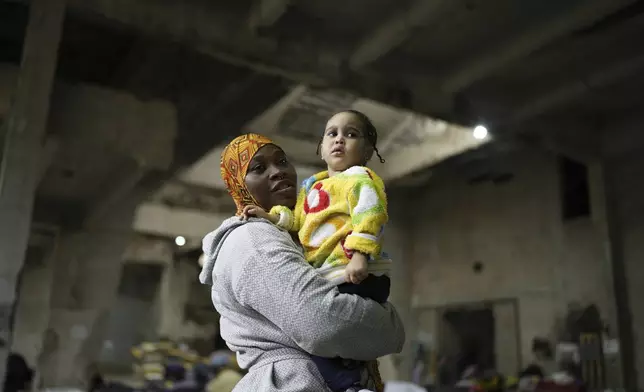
[199,217,405,391]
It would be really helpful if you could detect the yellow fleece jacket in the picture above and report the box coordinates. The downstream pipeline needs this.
[270,166,388,269]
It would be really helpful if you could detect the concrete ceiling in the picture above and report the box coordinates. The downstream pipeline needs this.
[2,0,644,239]
[178,84,488,193]
[49,0,644,173]
[55,0,644,127]
[137,84,488,240]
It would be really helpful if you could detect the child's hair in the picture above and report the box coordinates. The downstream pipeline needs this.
[317,109,385,164]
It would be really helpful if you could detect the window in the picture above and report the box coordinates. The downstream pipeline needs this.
[118,263,164,301]
[559,156,591,220]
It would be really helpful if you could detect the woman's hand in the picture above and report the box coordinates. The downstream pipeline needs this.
[241,204,279,224]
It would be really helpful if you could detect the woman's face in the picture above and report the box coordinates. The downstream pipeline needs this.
[244,144,298,210]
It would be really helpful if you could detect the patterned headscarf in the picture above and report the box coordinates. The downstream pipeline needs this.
[220,133,275,215]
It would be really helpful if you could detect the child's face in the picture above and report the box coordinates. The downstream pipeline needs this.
[320,112,372,173]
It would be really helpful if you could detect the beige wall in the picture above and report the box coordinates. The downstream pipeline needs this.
[405,148,616,369]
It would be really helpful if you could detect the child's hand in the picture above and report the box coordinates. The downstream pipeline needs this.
[241,205,279,224]
[345,252,369,284]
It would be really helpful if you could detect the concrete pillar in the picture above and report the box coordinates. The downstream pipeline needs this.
[601,158,639,391]
[38,231,130,387]
[10,228,58,369]
[157,262,191,339]
[0,0,65,383]
[124,237,175,342]
[155,259,216,343]
[95,238,172,368]
[493,301,520,376]
[583,163,625,388]
[38,190,150,388]
[384,189,414,381]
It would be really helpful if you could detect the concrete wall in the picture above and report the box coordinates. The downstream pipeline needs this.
[382,191,414,381]
[97,239,217,369]
[2,61,216,384]
[0,64,176,170]
[98,296,158,368]
[607,147,644,387]
[0,58,179,385]
[48,83,176,170]
[156,260,216,342]
[0,64,18,115]
[11,244,57,368]
[98,238,173,368]
[406,148,616,371]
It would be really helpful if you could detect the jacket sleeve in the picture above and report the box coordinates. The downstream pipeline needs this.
[269,187,306,232]
[343,169,388,257]
[229,222,405,360]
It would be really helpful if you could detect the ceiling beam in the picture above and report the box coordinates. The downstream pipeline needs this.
[150,180,235,213]
[248,0,293,33]
[376,125,488,181]
[377,114,415,155]
[531,11,644,65]
[65,0,456,122]
[245,85,309,133]
[348,0,449,70]
[601,113,644,158]
[539,132,600,164]
[509,53,644,124]
[179,143,322,190]
[442,0,636,93]
[518,119,601,164]
[49,82,178,170]
[123,235,174,265]
[109,36,151,87]
[133,203,228,239]
[37,135,59,184]
[65,0,326,83]
[84,165,148,228]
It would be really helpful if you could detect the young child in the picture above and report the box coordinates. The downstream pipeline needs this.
[243,109,392,392]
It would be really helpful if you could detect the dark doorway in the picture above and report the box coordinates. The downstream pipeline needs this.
[443,306,496,378]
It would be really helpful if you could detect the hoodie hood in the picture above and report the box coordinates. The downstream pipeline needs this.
[199,216,248,285]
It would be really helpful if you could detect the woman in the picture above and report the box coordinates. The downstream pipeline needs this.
[199,134,405,391]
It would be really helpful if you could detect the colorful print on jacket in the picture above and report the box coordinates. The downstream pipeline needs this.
[270,166,388,271]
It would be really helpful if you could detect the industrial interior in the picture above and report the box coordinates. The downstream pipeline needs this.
[2,0,644,391]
